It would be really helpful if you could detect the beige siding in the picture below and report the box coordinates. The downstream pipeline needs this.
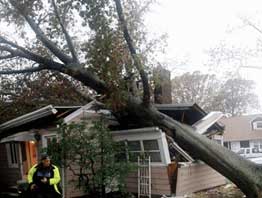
[176,163,226,196]
[125,166,172,196]
[63,165,171,197]
[64,166,86,198]
[0,144,21,186]
[221,115,262,141]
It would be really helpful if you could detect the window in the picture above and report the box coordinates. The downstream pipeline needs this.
[126,140,162,163]
[224,142,231,149]
[252,140,262,153]
[143,140,161,162]
[253,121,262,130]
[6,143,19,168]
[42,133,57,148]
[240,141,250,148]
[115,141,128,162]
[128,140,142,162]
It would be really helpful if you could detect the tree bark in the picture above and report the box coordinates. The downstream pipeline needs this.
[1,1,262,197]
[122,97,262,198]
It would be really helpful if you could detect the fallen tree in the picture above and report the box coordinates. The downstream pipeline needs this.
[0,0,262,197]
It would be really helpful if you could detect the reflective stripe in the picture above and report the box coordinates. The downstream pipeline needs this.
[50,165,61,194]
[27,164,37,184]
[54,184,61,194]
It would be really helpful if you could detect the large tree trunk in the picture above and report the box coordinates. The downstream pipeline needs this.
[1,1,262,197]
[118,97,262,198]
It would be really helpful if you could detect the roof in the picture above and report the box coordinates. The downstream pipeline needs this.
[220,114,262,141]
[155,103,224,134]
[0,102,224,140]
[0,105,80,139]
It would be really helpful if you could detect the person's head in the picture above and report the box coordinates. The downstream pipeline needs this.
[40,154,51,167]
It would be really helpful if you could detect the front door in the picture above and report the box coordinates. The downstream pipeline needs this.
[21,141,37,178]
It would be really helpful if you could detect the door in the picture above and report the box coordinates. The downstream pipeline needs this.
[21,141,37,178]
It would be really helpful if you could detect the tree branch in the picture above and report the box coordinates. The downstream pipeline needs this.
[52,0,79,63]
[0,45,65,71]
[0,66,46,75]
[0,35,40,57]
[9,1,73,64]
[0,54,15,60]
[243,18,262,35]
[114,0,150,105]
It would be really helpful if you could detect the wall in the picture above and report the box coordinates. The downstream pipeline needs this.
[125,166,171,196]
[64,166,86,198]
[0,143,21,188]
[176,163,226,196]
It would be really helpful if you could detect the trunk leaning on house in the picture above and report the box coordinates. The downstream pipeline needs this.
[1,0,262,197]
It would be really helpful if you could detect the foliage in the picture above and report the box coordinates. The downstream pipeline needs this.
[214,78,260,116]
[0,71,88,123]
[1,0,262,196]
[45,119,134,197]
[0,0,165,111]
[172,71,219,112]
[172,71,260,115]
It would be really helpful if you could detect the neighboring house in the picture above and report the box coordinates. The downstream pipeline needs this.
[221,114,262,158]
[0,101,226,197]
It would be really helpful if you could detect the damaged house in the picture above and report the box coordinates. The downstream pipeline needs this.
[0,101,226,197]
[0,68,226,197]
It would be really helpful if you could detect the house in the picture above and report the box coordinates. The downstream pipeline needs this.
[0,101,226,197]
[221,114,262,158]
[0,105,81,193]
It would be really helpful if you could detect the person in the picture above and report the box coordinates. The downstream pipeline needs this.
[27,154,62,198]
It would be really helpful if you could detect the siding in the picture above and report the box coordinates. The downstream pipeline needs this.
[125,166,171,196]
[221,115,262,141]
[0,144,21,187]
[176,163,226,196]
[64,166,86,198]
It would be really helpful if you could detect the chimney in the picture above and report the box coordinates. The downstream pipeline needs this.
[153,66,172,104]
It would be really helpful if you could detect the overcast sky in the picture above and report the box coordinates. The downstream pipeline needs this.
[145,0,262,109]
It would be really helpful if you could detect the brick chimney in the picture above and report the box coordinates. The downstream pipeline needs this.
[153,66,172,104]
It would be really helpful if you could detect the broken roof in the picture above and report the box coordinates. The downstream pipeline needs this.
[0,102,224,140]
[155,103,224,134]
[0,105,80,139]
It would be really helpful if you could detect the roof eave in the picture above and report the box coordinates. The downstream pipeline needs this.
[0,105,58,132]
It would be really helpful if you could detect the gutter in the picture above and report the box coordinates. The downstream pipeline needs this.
[0,105,58,132]
[192,111,224,135]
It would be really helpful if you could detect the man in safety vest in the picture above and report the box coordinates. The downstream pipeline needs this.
[28,154,62,198]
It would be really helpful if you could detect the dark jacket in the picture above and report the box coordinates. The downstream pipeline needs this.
[28,163,61,195]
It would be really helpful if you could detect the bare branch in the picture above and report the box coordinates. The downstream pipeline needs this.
[0,45,65,71]
[9,1,73,64]
[241,17,262,35]
[0,36,37,56]
[0,54,15,60]
[114,0,150,105]
[0,65,46,75]
[52,0,79,63]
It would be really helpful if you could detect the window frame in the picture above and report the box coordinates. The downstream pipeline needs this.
[112,129,171,166]
[240,140,250,148]
[5,142,20,168]
[126,139,162,163]
[41,133,58,148]
[253,121,262,130]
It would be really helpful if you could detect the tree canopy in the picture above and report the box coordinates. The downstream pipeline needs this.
[0,71,89,123]
[172,71,260,115]
[0,0,262,197]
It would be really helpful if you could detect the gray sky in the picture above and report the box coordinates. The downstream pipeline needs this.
[145,0,262,109]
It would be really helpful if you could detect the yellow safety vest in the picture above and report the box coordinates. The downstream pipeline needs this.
[28,164,61,195]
